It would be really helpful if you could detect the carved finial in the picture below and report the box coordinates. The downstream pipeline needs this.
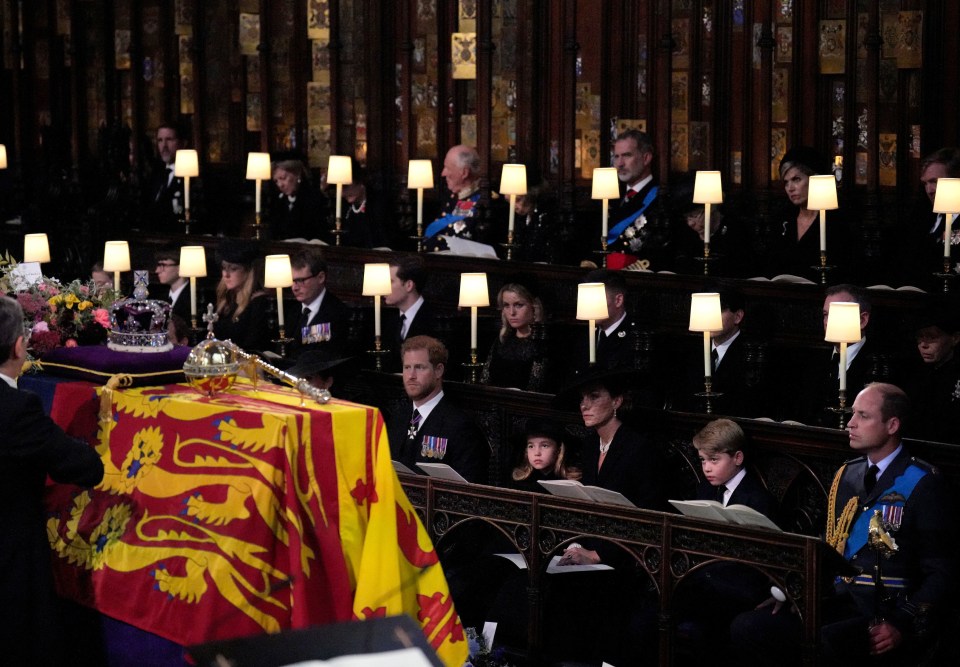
[202,303,218,339]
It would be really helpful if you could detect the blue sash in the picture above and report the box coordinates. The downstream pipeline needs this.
[607,186,659,244]
[843,464,926,559]
[424,213,466,239]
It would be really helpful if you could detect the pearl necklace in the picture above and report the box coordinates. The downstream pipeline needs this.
[599,438,612,455]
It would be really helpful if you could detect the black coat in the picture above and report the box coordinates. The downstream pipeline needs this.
[269,186,329,242]
[0,382,104,664]
[387,394,490,484]
[580,423,665,510]
[763,204,851,283]
[286,290,353,357]
[213,292,272,353]
[694,468,778,523]
[382,300,441,372]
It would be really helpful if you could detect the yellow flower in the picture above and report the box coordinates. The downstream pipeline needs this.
[78,300,93,311]
[48,295,63,307]
[64,293,80,309]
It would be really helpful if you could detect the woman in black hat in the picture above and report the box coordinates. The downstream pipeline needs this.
[510,419,581,493]
[764,146,850,281]
[212,239,272,352]
[480,281,551,391]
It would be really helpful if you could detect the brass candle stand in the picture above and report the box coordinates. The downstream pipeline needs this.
[412,223,425,253]
[826,388,852,429]
[694,376,723,414]
[272,326,294,358]
[332,216,344,246]
[253,211,263,240]
[501,229,517,261]
[462,349,484,384]
[933,258,956,293]
[694,242,718,276]
[811,251,835,285]
[593,237,611,268]
[367,335,390,372]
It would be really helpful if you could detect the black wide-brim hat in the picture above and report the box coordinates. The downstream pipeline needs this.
[779,146,831,177]
[552,365,641,410]
[523,417,568,446]
[216,239,261,267]
[286,350,353,378]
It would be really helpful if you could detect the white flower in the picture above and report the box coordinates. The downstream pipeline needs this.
[634,214,647,230]
[624,226,636,238]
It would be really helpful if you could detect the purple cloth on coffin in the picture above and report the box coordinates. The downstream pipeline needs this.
[38,345,192,387]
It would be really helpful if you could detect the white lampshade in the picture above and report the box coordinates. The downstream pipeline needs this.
[0,144,7,169]
[500,164,527,196]
[807,175,838,210]
[591,167,620,200]
[102,241,131,272]
[245,152,272,180]
[407,159,434,189]
[688,292,723,332]
[263,254,293,289]
[327,155,352,185]
[825,302,862,343]
[577,283,609,321]
[174,149,199,178]
[693,170,723,204]
[179,246,207,278]
[458,273,490,307]
[933,178,960,214]
[23,233,50,263]
[362,263,392,296]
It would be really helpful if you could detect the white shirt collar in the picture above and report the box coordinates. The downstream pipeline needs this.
[833,335,866,370]
[720,467,747,506]
[0,371,17,389]
[712,329,741,366]
[400,296,425,338]
[869,443,902,476]
[412,389,444,427]
[302,288,327,317]
[627,174,653,196]
[169,281,188,304]
[601,312,627,338]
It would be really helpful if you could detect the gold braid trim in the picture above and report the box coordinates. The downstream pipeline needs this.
[99,374,133,423]
[826,464,860,555]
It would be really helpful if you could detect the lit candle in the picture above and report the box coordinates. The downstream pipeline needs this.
[276,286,285,328]
[374,294,381,337]
[190,276,197,318]
[601,199,609,240]
[703,331,712,378]
[184,176,192,211]
[508,195,516,234]
[416,188,424,227]
[588,320,597,365]
[335,182,343,220]
[704,202,712,242]
[255,180,262,213]
[819,209,827,253]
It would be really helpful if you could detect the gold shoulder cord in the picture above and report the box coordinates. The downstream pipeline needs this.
[826,464,860,555]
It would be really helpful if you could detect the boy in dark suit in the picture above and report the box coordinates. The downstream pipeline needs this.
[674,419,778,666]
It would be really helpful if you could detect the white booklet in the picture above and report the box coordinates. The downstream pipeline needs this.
[669,499,780,531]
[416,462,468,483]
[493,552,613,574]
[538,480,635,507]
[392,460,416,475]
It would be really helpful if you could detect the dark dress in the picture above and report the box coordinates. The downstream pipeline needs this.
[0,382,104,665]
[763,204,850,282]
[213,292,272,352]
[580,423,665,510]
[340,198,387,249]
[905,355,960,444]
[269,186,329,242]
[480,331,549,392]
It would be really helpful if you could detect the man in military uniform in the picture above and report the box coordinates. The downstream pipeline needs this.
[424,144,484,248]
[732,382,955,665]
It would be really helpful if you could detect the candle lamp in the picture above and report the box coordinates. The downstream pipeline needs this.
[458,272,489,383]
[933,178,960,290]
[692,170,723,275]
[688,292,723,413]
[499,164,527,260]
[825,301,862,428]
[362,263,392,370]
[102,241,130,293]
[246,152,272,240]
[591,167,620,267]
[327,155,352,246]
[174,149,200,234]
[407,159,434,252]
[576,282,609,366]
[178,245,207,340]
[807,175,838,284]
[23,233,50,264]
[264,254,294,357]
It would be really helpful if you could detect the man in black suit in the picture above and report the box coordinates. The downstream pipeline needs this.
[603,129,672,270]
[0,296,104,664]
[151,246,192,325]
[287,247,351,357]
[382,255,438,370]
[387,336,488,483]
[579,269,638,372]
[732,383,955,665]
[142,121,186,232]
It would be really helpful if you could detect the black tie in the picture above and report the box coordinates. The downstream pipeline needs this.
[864,465,879,494]
[711,347,720,373]
[298,307,311,332]
[398,313,407,341]
[156,165,174,201]
[716,484,727,504]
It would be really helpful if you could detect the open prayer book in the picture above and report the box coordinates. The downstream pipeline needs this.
[538,480,635,507]
[669,499,781,531]
[494,552,613,574]
[416,462,469,483]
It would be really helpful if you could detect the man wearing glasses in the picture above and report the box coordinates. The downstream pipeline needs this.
[288,247,350,357]
[152,246,192,324]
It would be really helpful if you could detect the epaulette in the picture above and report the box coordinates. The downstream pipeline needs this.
[907,456,940,475]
